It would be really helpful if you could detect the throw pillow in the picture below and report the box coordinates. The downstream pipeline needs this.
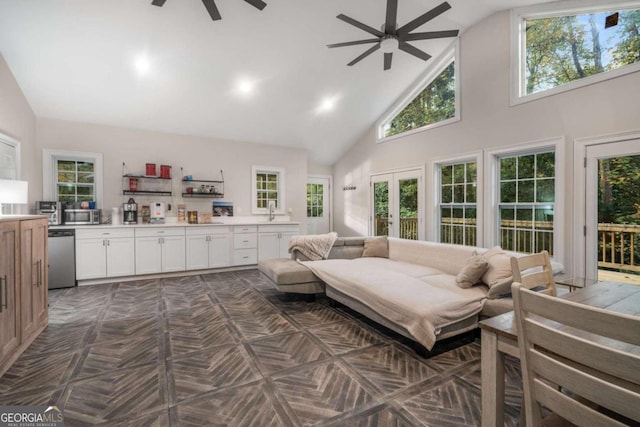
[362,236,389,258]
[456,255,489,288]
[486,277,513,299]
[480,246,513,289]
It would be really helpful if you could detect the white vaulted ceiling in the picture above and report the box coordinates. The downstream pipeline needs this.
[0,0,552,165]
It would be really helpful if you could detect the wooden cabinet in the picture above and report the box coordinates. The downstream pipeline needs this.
[258,224,299,261]
[233,226,257,265]
[0,221,20,369]
[76,228,135,280]
[186,226,231,270]
[135,227,185,274]
[20,218,48,339]
[0,216,48,377]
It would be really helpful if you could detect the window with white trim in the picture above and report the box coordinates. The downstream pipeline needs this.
[498,151,555,255]
[43,149,103,207]
[251,165,285,214]
[438,160,478,246]
[512,2,640,102]
[377,44,459,142]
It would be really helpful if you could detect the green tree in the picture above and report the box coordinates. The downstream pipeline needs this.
[611,10,640,67]
[385,62,455,138]
[598,155,640,225]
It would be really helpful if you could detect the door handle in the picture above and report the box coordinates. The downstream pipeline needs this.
[0,275,5,312]
[37,259,42,287]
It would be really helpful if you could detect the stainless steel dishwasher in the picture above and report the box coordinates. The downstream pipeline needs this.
[48,228,76,289]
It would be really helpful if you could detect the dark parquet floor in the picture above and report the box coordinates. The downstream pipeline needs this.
[0,269,524,426]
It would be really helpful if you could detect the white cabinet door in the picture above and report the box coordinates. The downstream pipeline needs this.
[186,235,209,271]
[106,238,135,277]
[135,237,162,275]
[258,232,279,261]
[209,234,230,268]
[76,238,107,279]
[279,232,297,258]
[162,236,186,272]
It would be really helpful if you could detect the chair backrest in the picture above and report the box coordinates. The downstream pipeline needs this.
[510,250,556,296]
[512,283,640,427]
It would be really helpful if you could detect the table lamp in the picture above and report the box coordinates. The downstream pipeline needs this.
[0,179,29,215]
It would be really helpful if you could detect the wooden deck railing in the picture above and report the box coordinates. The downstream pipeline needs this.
[374,217,418,240]
[598,223,640,273]
[376,217,640,275]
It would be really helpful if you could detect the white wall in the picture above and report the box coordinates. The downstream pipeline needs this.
[0,53,38,213]
[36,117,309,232]
[332,11,640,273]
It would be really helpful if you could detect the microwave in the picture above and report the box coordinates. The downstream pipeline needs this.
[63,209,101,225]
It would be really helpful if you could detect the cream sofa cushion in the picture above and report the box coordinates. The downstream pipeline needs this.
[362,236,389,258]
[456,255,489,288]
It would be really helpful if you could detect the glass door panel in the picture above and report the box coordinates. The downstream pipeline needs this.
[371,170,423,239]
[585,140,640,284]
[398,178,418,240]
[372,174,391,237]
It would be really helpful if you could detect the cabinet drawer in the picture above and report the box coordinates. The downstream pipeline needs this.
[233,249,257,265]
[76,227,134,239]
[258,224,300,233]
[233,225,257,233]
[135,227,185,238]
[234,233,257,249]
[185,226,230,236]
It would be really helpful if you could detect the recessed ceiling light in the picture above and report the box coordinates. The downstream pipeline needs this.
[237,79,255,95]
[318,97,336,113]
[134,54,151,77]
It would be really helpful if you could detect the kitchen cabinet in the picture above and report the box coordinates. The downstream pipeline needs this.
[0,216,48,378]
[186,226,231,270]
[135,227,185,274]
[258,224,299,261]
[233,225,257,265]
[20,218,48,339]
[0,221,20,372]
[76,228,135,280]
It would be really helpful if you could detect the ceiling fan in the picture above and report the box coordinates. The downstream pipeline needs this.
[328,1,459,71]
[151,0,267,21]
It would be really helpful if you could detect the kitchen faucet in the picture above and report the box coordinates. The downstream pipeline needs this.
[268,202,275,221]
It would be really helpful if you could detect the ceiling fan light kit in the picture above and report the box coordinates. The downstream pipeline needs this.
[151,0,267,21]
[328,0,459,71]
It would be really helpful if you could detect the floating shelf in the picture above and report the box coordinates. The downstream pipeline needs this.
[124,174,172,180]
[182,179,223,184]
[123,190,172,196]
[182,192,224,198]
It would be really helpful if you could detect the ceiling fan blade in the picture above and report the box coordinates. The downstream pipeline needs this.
[244,0,267,11]
[385,0,398,33]
[348,43,381,66]
[151,0,167,6]
[398,42,432,61]
[327,39,380,48]
[402,30,459,41]
[337,14,385,37]
[396,2,451,36]
[384,52,393,70]
[201,0,222,21]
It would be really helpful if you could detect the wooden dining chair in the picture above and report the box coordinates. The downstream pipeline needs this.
[512,282,640,427]
[510,250,557,296]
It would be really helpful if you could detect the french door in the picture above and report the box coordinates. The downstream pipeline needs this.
[585,139,640,284]
[306,176,331,234]
[371,169,424,240]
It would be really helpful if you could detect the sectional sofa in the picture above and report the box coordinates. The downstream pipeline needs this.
[259,236,563,351]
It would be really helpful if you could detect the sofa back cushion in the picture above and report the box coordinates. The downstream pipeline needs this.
[387,238,477,276]
[328,237,365,259]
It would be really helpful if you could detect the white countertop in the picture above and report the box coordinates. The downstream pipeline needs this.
[50,217,299,230]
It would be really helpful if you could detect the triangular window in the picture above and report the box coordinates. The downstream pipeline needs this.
[378,47,458,141]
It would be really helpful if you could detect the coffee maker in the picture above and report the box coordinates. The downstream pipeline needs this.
[123,198,138,225]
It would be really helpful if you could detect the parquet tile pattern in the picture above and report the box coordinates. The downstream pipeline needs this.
[0,269,523,425]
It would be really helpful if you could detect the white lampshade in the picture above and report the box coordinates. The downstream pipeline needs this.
[0,179,29,204]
